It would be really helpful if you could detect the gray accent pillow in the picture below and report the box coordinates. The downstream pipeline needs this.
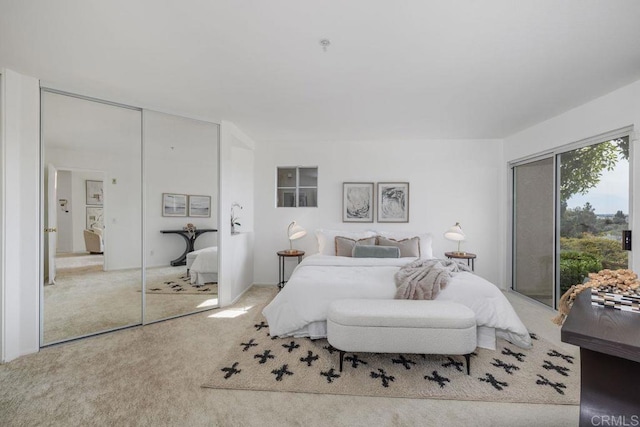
[335,236,377,257]
[352,245,400,258]
[376,236,420,257]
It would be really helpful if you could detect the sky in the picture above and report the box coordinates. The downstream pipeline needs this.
[565,157,629,215]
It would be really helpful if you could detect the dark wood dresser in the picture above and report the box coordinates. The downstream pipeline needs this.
[561,291,640,426]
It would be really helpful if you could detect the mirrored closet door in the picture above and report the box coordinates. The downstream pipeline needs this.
[41,90,143,345]
[143,111,219,323]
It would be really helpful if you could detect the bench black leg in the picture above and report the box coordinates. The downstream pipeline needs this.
[464,353,471,375]
[339,350,345,372]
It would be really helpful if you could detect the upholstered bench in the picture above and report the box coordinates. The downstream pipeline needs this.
[327,299,477,374]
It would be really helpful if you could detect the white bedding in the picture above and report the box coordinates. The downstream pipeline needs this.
[189,246,218,285]
[262,254,532,350]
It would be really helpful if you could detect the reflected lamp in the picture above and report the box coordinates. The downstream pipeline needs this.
[287,221,306,252]
[444,222,466,255]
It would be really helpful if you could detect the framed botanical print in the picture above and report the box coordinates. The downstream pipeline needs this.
[377,182,409,223]
[162,193,187,217]
[343,182,374,222]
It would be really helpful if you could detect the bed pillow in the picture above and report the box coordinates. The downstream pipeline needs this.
[377,236,420,258]
[352,245,400,258]
[316,229,377,256]
[376,231,433,259]
[335,236,377,257]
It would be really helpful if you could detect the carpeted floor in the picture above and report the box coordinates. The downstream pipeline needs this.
[1,286,580,426]
[44,265,218,344]
[204,307,578,404]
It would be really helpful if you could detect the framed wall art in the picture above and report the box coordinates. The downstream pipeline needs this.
[86,180,103,205]
[188,195,211,217]
[377,182,409,223]
[343,182,374,222]
[86,207,104,229]
[162,193,187,217]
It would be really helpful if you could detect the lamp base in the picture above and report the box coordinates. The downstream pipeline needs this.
[284,249,299,254]
[452,251,467,256]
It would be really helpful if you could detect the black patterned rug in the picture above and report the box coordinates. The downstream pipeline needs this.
[145,273,217,295]
[203,310,579,404]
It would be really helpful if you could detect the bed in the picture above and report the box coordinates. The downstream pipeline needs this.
[187,246,218,285]
[262,230,532,351]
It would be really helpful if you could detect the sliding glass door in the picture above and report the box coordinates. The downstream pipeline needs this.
[558,137,630,296]
[512,131,632,308]
[513,157,555,306]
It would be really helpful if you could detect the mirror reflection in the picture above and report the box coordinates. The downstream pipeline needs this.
[143,110,219,322]
[42,90,143,344]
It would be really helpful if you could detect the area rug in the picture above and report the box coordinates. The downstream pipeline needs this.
[145,273,217,295]
[203,310,579,404]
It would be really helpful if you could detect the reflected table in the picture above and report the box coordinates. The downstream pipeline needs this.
[160,229,217,266]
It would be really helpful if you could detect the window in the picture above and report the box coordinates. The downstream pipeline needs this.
[277,167,318,207]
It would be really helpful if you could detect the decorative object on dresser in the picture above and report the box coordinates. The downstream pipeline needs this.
[444,222,466,254]
[286,221,306,252]
[377,182,409,223]
[342,182,374,222]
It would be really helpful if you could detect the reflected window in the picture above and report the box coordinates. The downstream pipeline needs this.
[276,166,318,207]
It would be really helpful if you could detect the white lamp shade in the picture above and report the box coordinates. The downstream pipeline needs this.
[444,223,465,242]
[288,222,307,241]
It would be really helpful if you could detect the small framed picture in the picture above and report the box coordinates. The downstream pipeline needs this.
[162,193,187,217]
[86,180,103,205]
[86,207,104,229]
[343,182,374,222]
[188,195,211,217]
[377,182,409,223]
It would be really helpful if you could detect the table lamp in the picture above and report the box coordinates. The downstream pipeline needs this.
[287,221,306,253]
[444,222,466,255]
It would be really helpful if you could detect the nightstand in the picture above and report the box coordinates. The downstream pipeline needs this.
[277,250,305,289]
[445,252,476,271]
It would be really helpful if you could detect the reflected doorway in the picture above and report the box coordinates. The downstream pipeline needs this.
[41,89,143,345]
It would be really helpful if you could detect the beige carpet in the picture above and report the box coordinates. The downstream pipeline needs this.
[145,273,217,295]
[0,287,580,426]
[44,265,218,344]
[203,307,578,405]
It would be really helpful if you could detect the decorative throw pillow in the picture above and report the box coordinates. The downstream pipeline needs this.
[316,229,377,256]
[352,245,400,258]
[376,236,420,257]
[335,236,377,257]
[376,231,433,258]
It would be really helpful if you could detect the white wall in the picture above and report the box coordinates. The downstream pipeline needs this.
[144,110,219,268]
[0,69,40,362]
[504,78,640,278]
[218,121,255,306]
[253,139,504,286]
[55,170,73,253]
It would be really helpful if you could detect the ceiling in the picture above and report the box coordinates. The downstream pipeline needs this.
[2,0,640,142]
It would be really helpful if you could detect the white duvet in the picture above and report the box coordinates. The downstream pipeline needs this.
[262,254,532,350]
